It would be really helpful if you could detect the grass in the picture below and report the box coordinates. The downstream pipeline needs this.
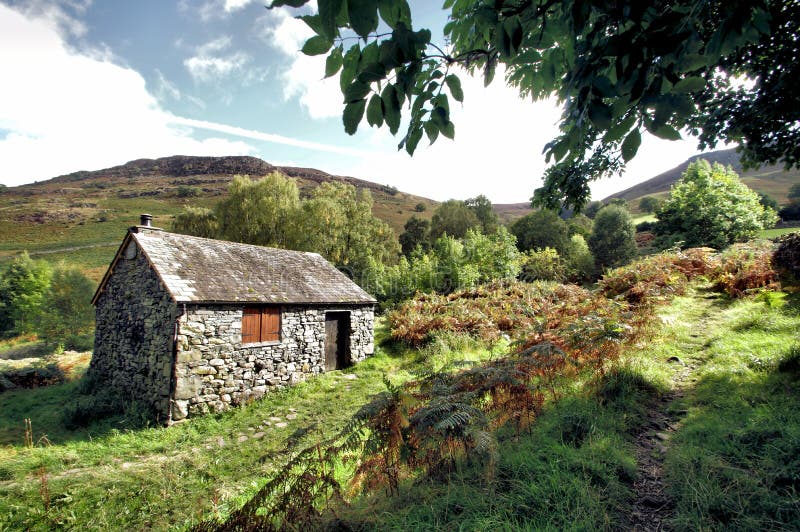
[2,286,799,530]
[664,295,800,529]
[759,226,800,238]
[632,213,658,225]
[0,321,496,530]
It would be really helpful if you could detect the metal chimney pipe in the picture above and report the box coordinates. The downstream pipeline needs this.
[140,214,153,227]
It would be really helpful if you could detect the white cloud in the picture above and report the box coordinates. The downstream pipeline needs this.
[154,69,181,101]
[0,5,255,185]
[259,7,342,119]
[183,36,252,83]
[224,0,254,12]
[169,116,369,157]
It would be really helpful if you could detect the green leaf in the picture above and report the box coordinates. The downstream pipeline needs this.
[604,113,637,143]
[382,84,401,134]
[441,121,455,139]
[445,74,463,102]
[484,57,496,87]
[405,126,423,154]
[423,120,439,143]
[319,0,343,41]
[593,76,615,98]
[652,124,682,141]
[302,35,333,56]
[588,101,613,131]
[339,45,361,92]
[357,62,386,83]
[672,76,706,93]
[378,0,410,29]
[494,22,511,58]
[268,0,310,8]
[366,94,384,127]
[299,14,323,34]
[347,0,379,39]
[343,99,366,135]
[620,130,641,162]
[680,53,708,71]
[325,47,343,78]
[504,16,523,53]
[344,81,371,102]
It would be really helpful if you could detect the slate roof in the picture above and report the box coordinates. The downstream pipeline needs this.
[96,228,376,305]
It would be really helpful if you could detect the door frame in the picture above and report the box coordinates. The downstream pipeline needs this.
[324,311,351,370]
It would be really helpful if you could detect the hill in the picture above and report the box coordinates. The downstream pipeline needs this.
[605,148,800,210]
[0,156,439,280]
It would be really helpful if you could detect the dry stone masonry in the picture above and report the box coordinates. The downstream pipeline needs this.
[172,305,373,419]
[87,221,376,424]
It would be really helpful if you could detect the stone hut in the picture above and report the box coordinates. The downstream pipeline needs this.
[88,215,376,423]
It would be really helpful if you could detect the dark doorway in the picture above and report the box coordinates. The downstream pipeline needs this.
[325,312,351,371]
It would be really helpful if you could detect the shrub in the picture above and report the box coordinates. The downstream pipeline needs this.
[711,241,779,297]
[563,234,595,283]
[510,209,571,254]
[599,247,715,306]
[36,264,95,349]
[414,202,426,212]
[588,205,637,271]
[176,185,200,197]
[519,248,565,282]
[654,160,777,248]
[773,232,800,279]
[638,196,662,213]
[0,253,51,338]
[636,220,656,232]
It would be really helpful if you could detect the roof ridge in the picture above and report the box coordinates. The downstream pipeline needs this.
[139,229,322,257]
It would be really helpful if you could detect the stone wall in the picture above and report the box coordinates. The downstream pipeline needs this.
[88,239,178,421]
[171,305,374,420]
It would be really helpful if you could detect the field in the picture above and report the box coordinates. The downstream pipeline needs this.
[1,267,798,529]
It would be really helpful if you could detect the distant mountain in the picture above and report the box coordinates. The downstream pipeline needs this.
[43,155,406,198]
[0,155,439,279]
[604,149,800,208]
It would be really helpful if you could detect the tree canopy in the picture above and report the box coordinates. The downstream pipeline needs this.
[173,173,399,278]
[654,160,777,248]
[269,0,800,210]
[430,199,481,239]
[588,205,637,270]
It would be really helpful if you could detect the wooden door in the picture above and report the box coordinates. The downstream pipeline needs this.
[325,312,351,371]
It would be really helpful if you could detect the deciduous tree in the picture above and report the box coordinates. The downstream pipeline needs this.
[0,253,51,338]
[654,160,776,248]
[399,215,431,256]
[588,205,637,270]
[37,264,95,349]
[270,0,800,210]
[510,209,570,254]
[430,199,481,240]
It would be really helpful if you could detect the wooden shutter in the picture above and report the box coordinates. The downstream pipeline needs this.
[242,307,260,344]
[261,307,280,342]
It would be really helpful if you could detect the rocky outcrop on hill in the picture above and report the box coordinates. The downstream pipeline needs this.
[45,155,399,196]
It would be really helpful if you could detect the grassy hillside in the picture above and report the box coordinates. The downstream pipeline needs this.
[0,156,439,281]
[606,148,800,212]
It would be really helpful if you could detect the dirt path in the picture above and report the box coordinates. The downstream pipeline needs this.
[626,291,717,531]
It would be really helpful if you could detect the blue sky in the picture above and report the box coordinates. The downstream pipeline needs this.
[0,0,705,202]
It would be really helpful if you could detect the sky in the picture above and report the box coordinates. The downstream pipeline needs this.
[0,0,710,203]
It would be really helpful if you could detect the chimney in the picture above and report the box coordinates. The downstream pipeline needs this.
[130,214,162,233]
